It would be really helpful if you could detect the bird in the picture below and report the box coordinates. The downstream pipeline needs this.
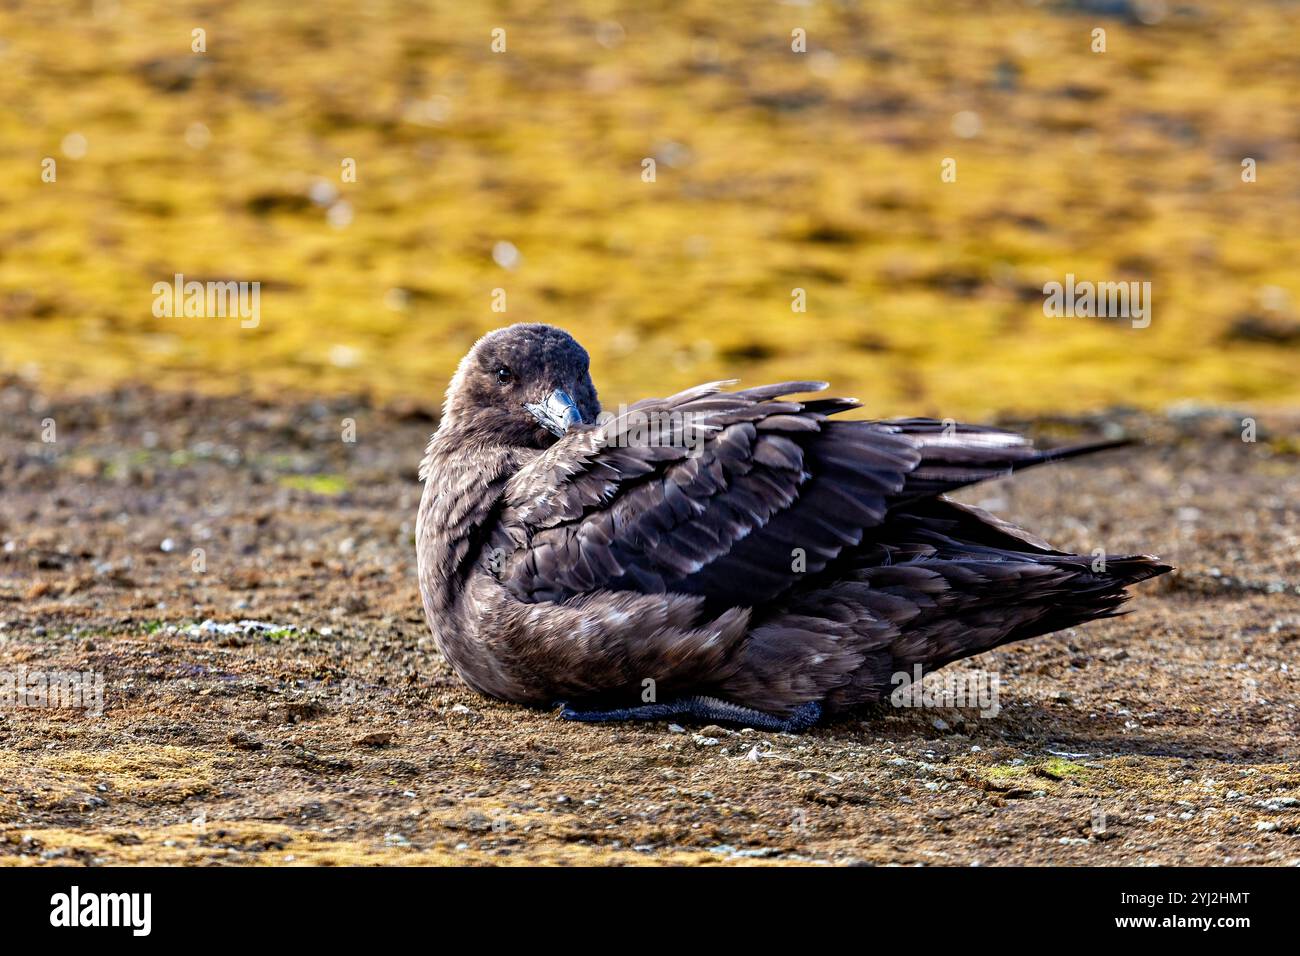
[415,323,1171,732]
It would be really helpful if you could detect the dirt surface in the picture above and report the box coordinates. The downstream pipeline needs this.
[1,378,1298,866]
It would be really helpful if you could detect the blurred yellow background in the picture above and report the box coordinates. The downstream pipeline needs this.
[1,0,1297,418]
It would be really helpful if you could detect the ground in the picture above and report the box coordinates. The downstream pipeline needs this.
[2,379,1297,866]
[4,0,1297,869]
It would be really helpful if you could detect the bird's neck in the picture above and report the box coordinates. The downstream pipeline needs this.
[415,433,523,612]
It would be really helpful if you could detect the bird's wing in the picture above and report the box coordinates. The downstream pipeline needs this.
[493,382,1053,606]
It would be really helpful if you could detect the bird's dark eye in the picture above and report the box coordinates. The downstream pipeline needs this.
[495,366,513,385]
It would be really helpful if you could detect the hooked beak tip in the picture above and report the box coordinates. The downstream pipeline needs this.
[525,389,583,437]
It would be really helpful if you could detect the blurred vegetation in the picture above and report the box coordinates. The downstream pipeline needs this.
[1,0,1297,418]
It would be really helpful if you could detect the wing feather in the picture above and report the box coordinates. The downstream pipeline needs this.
[493,384,1066,607]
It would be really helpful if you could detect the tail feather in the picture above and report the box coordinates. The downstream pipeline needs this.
[765,498,1174,714]
[719,416,1172,718]
[877,419,1133,504]
[1040,551,1172,586]
[1021,437,1133,468]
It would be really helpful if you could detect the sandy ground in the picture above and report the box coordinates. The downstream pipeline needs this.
[1,378,1297,866]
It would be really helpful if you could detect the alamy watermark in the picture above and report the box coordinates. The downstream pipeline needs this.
[152,273,260,328]
[50,886,150,936]
[1043,273,1150,328]
[890,664,1000,718]
[0,666,104,717]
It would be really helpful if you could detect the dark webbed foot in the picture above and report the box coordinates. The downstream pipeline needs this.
[558,695,822,733]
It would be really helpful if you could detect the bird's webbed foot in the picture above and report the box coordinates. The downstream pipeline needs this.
[557,695,822,733]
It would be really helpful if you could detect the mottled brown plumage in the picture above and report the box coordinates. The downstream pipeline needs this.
[416,323,1170,729]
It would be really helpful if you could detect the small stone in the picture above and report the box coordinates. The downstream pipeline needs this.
[226,731,264,751]
[1259,797,1299,810]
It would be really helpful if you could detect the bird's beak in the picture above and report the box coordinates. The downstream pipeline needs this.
[524,389,583,437]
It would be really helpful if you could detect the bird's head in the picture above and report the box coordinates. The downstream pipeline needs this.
[441,324,601,448]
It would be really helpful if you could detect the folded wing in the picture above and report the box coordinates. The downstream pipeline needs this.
[493,382,1065,607]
